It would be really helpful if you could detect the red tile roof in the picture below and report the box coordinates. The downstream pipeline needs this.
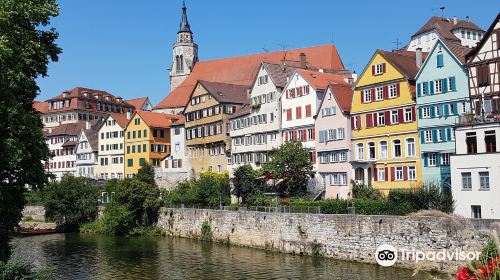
[155,45,346,109]
[33,101,49,113]
[136,111,183,129]
[413,16,483,41]
[378,50,429,80]
[47,121,98,137]
[329,83,354,113]
[126,97,149,110]
[107,113,130,129]
[46,87,134,112]
[198,80,249,104]
[441,39,471,64]
[298,69,349,90]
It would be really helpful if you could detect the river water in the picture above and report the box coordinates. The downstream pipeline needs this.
[11,233,439,280]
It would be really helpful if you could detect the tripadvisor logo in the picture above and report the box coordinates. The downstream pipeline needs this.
[375,244,481,267]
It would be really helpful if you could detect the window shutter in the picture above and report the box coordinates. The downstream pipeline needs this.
[450,76,456,91]
[411,107,416,121]
[305,105,311,117]
[372,65,375,75]
[385,167,388,181]
[398,108,404,122]
[374,168,378,182]
[287,109,292,121]
[417,83,421,97]
[435,154,441,167]
[432,130,438,143]
[430,106,435,118]
[366,114,373,128]
[302,130,307,141]
[418,107,423,119]
[383,86,389,99]
[437,54,444,67]
[312,151,317,163]
[442,78,448,92]
[420,131,425,144]
[446,128,452,141]
[356,116,361,129]
[382,63,386,73]
[396,83,400,97]
[429,81,435,94]
[371,88,375,101]
[441,128,446,142]
[403,166,408,181]
[296,107,301,119]
[285,131,289,142]
[373,113,378,127]
[311,128,315,140]
[351,117,355,130]
[299,86,303,96]
[390,167,395,182]
[384,111,390,124]
[293,130,297,140]
[443,104,449,116]
[475,100,481,115]
[360,91,364,103]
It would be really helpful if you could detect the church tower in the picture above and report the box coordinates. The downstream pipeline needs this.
[170,1,198,92]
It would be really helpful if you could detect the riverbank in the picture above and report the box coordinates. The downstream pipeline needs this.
[158,207,500,274]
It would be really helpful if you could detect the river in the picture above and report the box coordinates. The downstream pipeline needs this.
[11,233,439,280]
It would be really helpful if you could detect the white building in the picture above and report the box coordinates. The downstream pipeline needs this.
[75,123,100,178]
[229,62,294,173]
[96,113,129,180]
[157,117,191,189]
[407,16,484,52]
[450,121,500,219]
[44,122,93,180]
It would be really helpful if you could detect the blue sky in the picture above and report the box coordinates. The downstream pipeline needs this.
[36,0,498,105]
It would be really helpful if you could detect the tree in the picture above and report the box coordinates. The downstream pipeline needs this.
[0,0,61,257]
[264,141,313,197]
[231,164,263,204]
[136,163,156,186]
[44,175,99,231]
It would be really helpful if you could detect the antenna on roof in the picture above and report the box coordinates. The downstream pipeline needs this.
[439,7,445,17]
[392,38,402,50]
[262,43,269,53]
[278,43,289,62]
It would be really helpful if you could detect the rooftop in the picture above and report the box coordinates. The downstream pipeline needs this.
[412,16,484,41]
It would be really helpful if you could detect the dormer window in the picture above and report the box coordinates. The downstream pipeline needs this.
[372,63,385,75]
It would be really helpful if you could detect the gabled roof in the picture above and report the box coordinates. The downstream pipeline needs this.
[134,111,182,129]
[105,113,130,129]
[331,83,354,113]
[412,16,484,41]
[33,101,48,113]
[198,80,249,104]
[228,105,251,120]
[47,121,98,137]
[155,45,346,109]
[79,128,99,152]
[262,62,297,89]
[465,12,500,62]
[126,97,150,110]
[378,50,429,80]
[297,69,348,90]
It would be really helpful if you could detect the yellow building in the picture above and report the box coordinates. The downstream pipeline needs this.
[124,111,181,177]
[184,80,248,176]
[351,50,426,192]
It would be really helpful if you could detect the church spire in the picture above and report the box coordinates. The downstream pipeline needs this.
[178,0,192,34]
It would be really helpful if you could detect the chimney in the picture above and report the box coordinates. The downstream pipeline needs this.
[126,111,131,120]
[299,52,306,69]
[416,48,423,69]
[85,121,91,130]
[453,16,457,25]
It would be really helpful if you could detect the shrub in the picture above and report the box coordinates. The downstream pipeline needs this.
[201,220,212,241]
[0,258,52,280]
[43,175,98,231]
[232,164,265,203]
[248,193,276,207]
[25,189,45,206]
[351,181,382,200]
[101,203,135,236]
[135,163,156,186]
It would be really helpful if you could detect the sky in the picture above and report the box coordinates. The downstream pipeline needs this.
[36,0,498,106]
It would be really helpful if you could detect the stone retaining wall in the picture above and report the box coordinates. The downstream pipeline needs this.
[22,205,45,221]
[158,208,499,273]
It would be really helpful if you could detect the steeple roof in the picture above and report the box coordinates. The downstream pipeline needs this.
[178,1,192,34]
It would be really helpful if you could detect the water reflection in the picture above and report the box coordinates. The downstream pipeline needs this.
[11,233,437,280]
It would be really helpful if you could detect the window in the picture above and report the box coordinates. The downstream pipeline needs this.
[479,172,490,189]
[408,166,416,181]
[356,143,364,160]
[471,206,482,219]
[441,153,450,165]
[467,30,471,39]
[466,132,477,154]
[127,159,133,167]
[374,63,384,75]
[425,130,433,143]
[296,107,302,119]
[376,87,384,101]
[428,153,436,166]
[406,138,415,157]
[485,130,496,153]
[434,79,443,93]
[368,142,376,160]
[404,108,413,122]
[377,168,386,182]
[363,90,372,103]
[436,130,443,142]
[395,167,404,181]
[330,173,347,185]
[337,128,345,140]
[435,106,440,118]
[377,112,385,126]
[421,107,431,118]
[379,141,388,159]
[390,110,398,124]
[389,84,397,98]
[477,64,490,86]
[393,139,401,158]
[436,54,444,67]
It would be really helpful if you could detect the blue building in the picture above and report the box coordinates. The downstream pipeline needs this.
[415,39,471,188]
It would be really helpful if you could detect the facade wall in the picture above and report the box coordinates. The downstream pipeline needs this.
[352,53,422,191]
[96,116,126,180]
[75,130,97,178]
[45,136,77,180]
[315,87,352,199]
[416,40,470,186]
[156,125,191,188]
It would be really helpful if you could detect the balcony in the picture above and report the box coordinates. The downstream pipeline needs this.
[456,114,500,126]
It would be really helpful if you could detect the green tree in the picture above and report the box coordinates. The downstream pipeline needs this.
[136,163,156,186]
[264,141,313,197]
[0,258,52,280]
[0,0,61,257]
[232,164,263,204]
[43,175,99,231]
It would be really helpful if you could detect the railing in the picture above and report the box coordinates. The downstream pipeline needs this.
[456,114,500,126]
[166,204,323,214]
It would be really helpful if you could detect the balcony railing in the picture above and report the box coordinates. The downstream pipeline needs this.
[456,114,500,126]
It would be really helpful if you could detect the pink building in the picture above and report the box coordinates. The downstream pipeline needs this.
[315,83,354,199]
